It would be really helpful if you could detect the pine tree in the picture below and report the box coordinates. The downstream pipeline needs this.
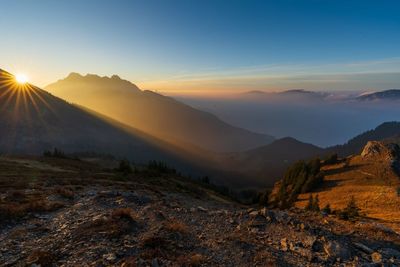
[305,194,314,211]
[340,196,360,220]
[313,194,320,212]
[118,159,132,175]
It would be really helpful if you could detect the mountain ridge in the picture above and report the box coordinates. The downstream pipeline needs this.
[45,73,274,152]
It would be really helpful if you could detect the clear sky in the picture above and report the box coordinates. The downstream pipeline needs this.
[1,0,400,94]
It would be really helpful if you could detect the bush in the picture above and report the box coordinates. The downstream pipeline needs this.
[43,148,67,159]
[322,203,331,214]
[301,173,324,193]
[258,189,271,206]
[147,160,176,174]
[164,220,189,234]
[111,208,137,222]
[339,196,360,220]
[324,153,338,165]
[200,176,210,184]
[119,159,132,174]
[55,187,74,199]
[305,194,314,211]
[305,194,320,212]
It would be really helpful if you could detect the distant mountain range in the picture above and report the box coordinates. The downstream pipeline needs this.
[241,89,330,102]
[356,89,400,101]
[242,88,400,103]
[45,73,274,152]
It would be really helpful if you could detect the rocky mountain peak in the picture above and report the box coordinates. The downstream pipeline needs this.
[361,141,400,161]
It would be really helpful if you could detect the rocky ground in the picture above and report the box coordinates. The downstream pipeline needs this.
[1,156,400,266]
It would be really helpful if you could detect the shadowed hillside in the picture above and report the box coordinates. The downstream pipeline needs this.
[45,73,274,152]
[328,122,400,157]
[217,137,324,187]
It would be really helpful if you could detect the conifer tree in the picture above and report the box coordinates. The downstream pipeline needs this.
[305,194,314,211]
[313,194,320,211]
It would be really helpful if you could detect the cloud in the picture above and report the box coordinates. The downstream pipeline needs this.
[138,57,400,94]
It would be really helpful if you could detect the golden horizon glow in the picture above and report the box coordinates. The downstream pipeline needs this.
[15,73,28,84]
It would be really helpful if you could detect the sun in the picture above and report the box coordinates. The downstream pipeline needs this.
[15,73,28,84]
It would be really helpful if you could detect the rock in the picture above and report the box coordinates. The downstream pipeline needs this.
[259,207,268,217]
[311,240,324,252]
[296,247,313,261]
[354,242,373,254]
[197,206,208,212]
[103,253,116,262]
[281,238,288,251]
[274,211,291,224]
[247,208,255,213]
[249,215,268,230]
[361,141,399,161]
[380,248,400,259]
[374,223,397,235]
[302,236,316,247]
[323,240,351,260]
[371,252,382,263]
[249,210,259,217]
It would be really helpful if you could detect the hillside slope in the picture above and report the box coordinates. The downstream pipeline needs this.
[218,137,324,187]
[45,73,274,152]
[1,156,399,266]
[296,141,400,230]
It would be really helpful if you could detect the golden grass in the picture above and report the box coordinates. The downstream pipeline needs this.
[164,220,189,234]
[295,155,400,230]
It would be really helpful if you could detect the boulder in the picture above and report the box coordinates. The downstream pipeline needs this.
[371,252,382,263]
[323,240,351,260]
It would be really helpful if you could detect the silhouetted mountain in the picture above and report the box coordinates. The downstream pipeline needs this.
[45,73,274,152]
[327,121,400,156]
[356,89,400,101]
[0,68,212,172]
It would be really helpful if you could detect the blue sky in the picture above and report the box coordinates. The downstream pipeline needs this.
[1,0,400,94]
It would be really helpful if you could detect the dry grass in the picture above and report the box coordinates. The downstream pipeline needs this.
[0,197,64,223]
[295,155,400,229]
[188,253,205,266]
[164,220,189,234]
[111,207,137,222]
[26,250,56,267]
[75,208,139,239]
[175,253,206,266]
[54,187,74,199]
[141,235,169,249]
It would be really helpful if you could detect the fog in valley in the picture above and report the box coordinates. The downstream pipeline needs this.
[176,91,400,147]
